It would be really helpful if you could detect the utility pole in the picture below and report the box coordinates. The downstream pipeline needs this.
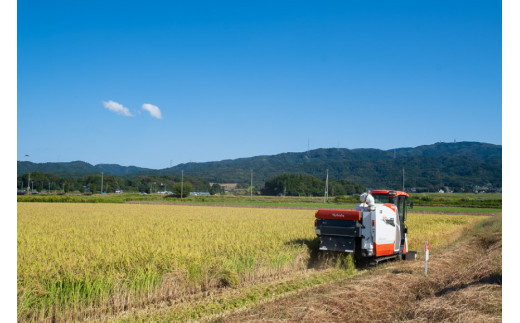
[181,170,184,199]
[402,168,405,191]
[324,169,329,202]
[24,154,31,193]
[101,172,104,194]
[250,169,253,201]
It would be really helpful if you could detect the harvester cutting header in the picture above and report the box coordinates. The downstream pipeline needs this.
[315,190,411,264]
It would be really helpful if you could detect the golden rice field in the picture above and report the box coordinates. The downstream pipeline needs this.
[17,202,487,322]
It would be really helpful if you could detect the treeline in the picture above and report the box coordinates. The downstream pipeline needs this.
[261,174,365,196]
[17,172,364,197]
[17,172,211,195]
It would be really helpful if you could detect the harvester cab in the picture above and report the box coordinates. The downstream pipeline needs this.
[315,190,411,264]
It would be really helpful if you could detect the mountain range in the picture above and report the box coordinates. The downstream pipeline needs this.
[17,141,502,190]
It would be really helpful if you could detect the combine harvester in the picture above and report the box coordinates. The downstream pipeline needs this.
[314,190,416,265]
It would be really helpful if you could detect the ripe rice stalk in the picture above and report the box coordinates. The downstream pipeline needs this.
[17,202,485,321]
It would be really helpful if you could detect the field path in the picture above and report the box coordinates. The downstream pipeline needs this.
[212,230,501,322]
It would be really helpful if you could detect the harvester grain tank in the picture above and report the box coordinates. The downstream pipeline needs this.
[314,190,414,264]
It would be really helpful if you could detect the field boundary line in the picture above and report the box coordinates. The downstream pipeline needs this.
[124,201,500,215]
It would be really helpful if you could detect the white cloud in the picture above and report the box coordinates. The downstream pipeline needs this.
[142,103,162,119]
[102,100,133,117]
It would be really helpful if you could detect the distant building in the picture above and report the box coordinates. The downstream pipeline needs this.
[190,192,210,196]
[209,183,238,191]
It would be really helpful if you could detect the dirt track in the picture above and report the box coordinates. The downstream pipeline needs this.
[213,230,502,322]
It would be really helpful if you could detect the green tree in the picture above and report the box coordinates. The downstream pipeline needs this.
[262,174,364,196]
[211,183,222,194]
[173,182,193,198]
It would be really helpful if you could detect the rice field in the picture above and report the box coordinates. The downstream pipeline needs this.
[17,202,487,321]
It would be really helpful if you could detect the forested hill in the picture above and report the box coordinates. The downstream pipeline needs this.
[163,142,501,190]
[18,142,501,191]
[17,161,150,177]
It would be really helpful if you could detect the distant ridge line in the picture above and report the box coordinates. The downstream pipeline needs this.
[17,141,502,189]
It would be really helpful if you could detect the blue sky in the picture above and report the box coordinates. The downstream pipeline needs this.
[17,0,502,169]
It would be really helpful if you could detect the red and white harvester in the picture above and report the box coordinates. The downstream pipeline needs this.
[314,190,412,264]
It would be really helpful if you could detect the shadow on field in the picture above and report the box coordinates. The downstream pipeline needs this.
[434,273,502,297]
[286,238,361,270]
